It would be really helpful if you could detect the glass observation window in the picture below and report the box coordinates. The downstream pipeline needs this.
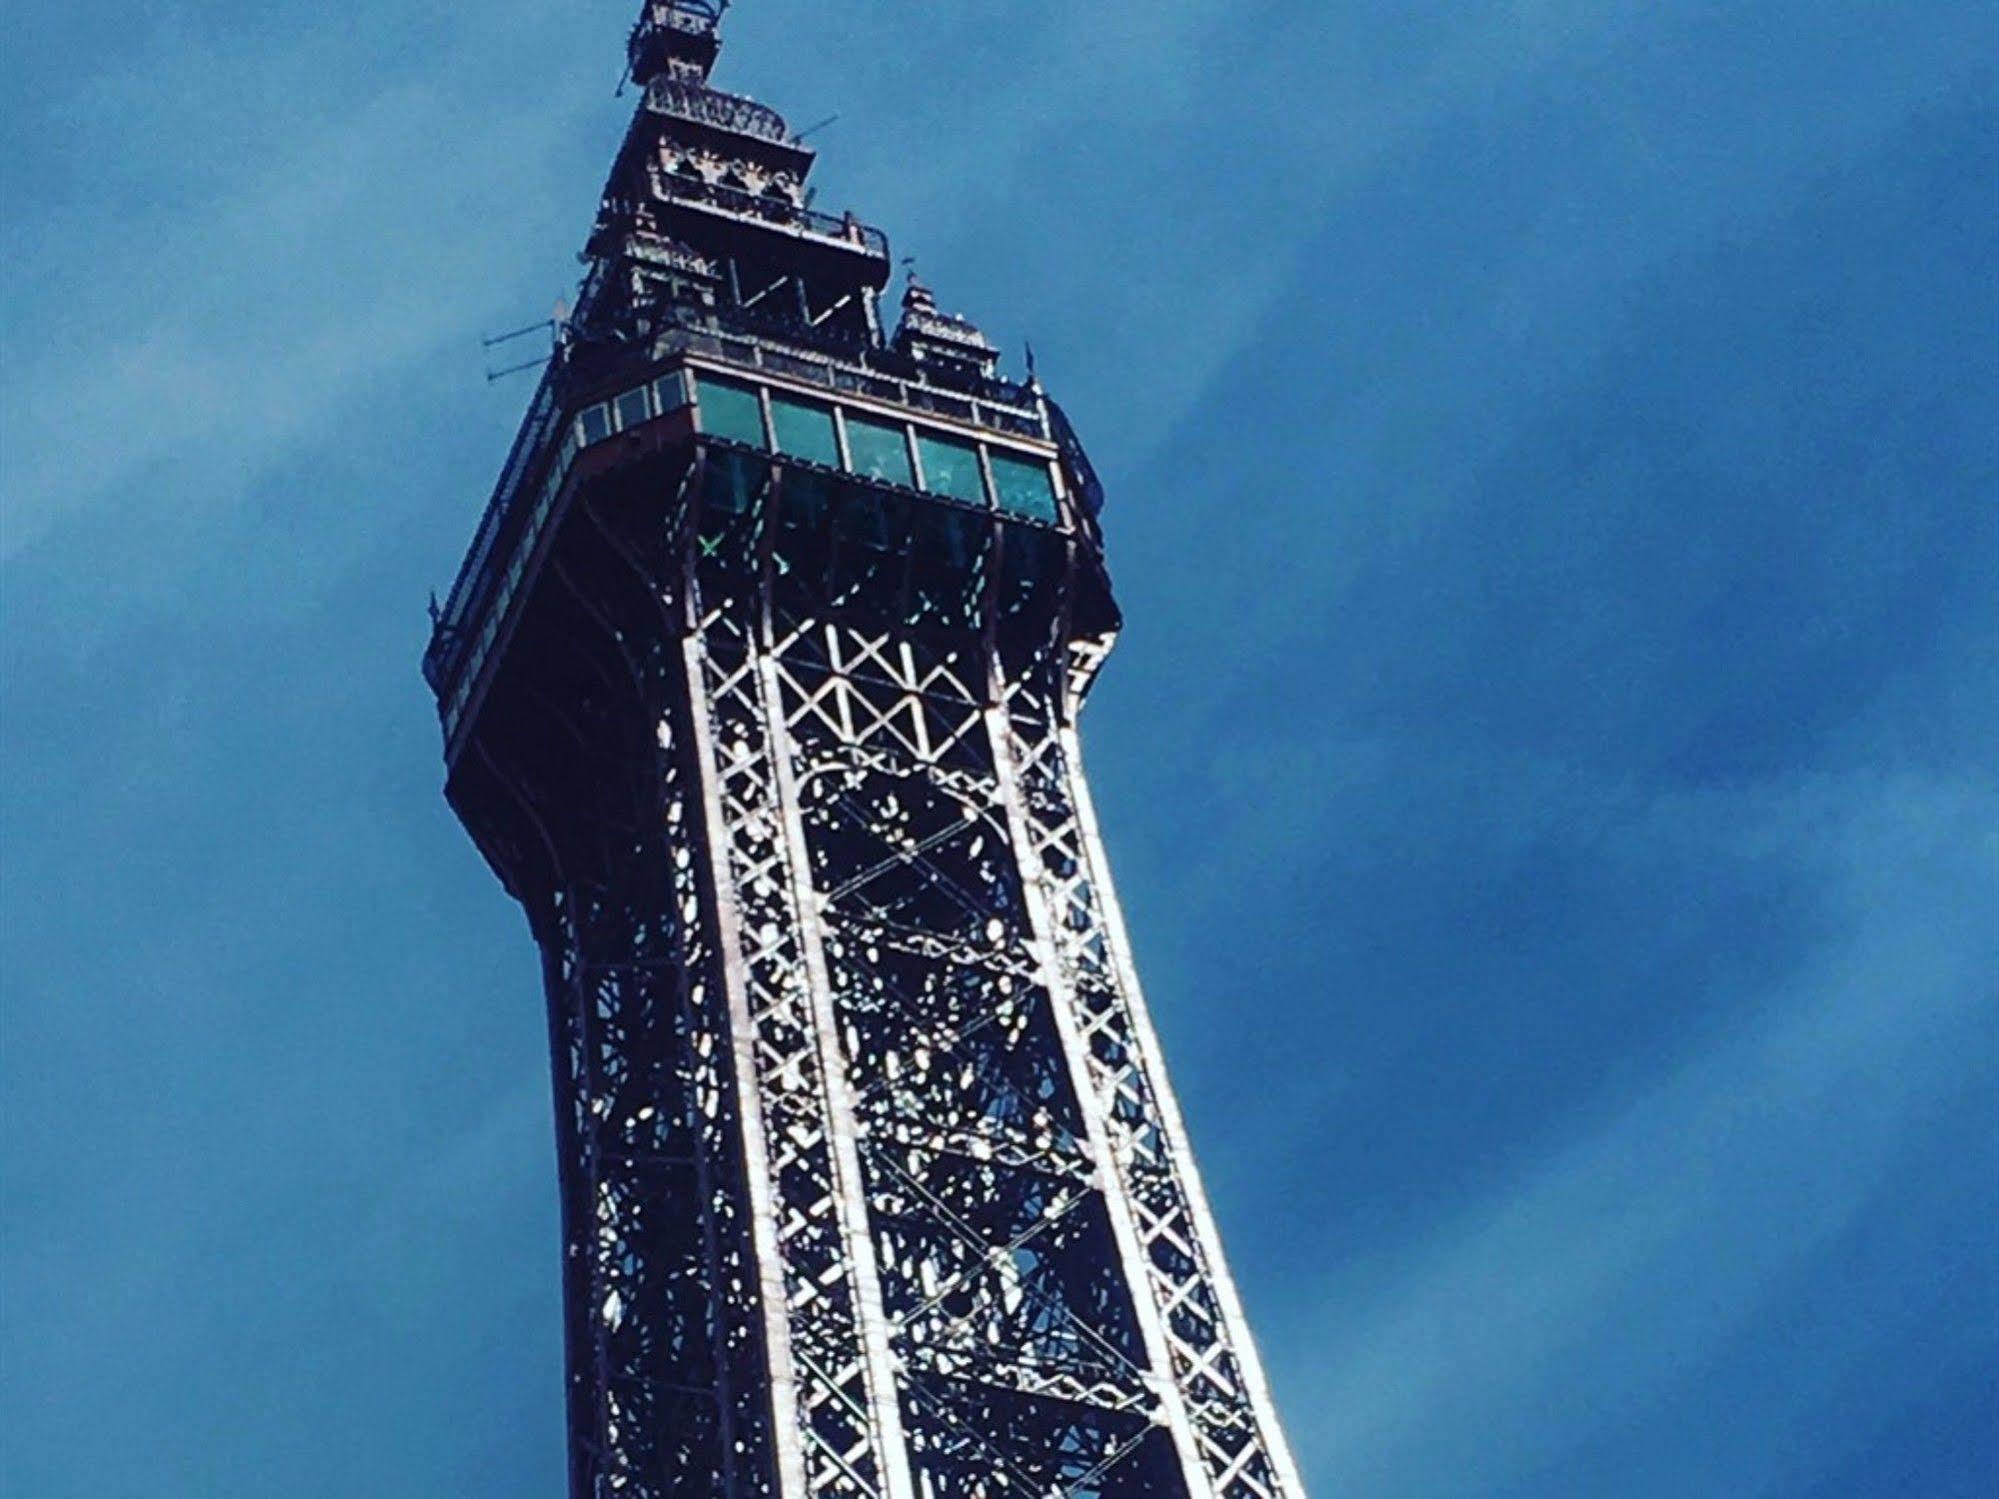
[844,412,915,487]
[578,403,613,446]
[916,431,986,506]
[653,371,690,414]
[696,375,767,448]
[989,452,1059,523]
[614,386,652,433]
[770,392,841,467]
[704,449,762,515]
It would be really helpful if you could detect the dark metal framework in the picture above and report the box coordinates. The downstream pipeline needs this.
[426,6,1303,1495]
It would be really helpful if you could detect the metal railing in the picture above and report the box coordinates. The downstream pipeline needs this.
[423,358,566,691]
[646,79,789,145]
[657,173,890,260]
[684,302,1048,437]
[426,314,1054,697]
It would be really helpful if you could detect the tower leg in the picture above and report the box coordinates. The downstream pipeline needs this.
[1002,662,1306,1499]
[683,591,914,1496]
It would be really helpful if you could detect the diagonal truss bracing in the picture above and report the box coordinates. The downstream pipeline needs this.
[451,435,1305,1497]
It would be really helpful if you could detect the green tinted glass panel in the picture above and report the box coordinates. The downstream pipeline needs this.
[770,394,840,467]
[614,386,652,432]
[989,452,1059,523]
[704,449,763,515]
[917,432,986,505]
[697,375,766,447]
[653,370,689,413]
[844,413,914,487]
[779,469,834,536]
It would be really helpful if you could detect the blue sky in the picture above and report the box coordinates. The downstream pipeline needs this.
[3,2,1994,1494]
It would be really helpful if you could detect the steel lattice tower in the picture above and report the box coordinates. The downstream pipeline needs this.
[424,5,1304,1494]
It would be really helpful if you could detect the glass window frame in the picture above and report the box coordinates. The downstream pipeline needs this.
[694,373,770,449]
[914,428,988,508]
[839,408,918,489]
[613,385,652,433]
[986,448,1062,524]
[652,370,690,414]
[768,390,842,468]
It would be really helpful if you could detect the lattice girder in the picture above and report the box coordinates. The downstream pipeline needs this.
[449,442,1302,1492]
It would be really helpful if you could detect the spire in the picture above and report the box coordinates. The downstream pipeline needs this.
[628,1,728,88]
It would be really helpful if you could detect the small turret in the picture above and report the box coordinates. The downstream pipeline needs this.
[892,275,1000,384]
[628,0,724,88]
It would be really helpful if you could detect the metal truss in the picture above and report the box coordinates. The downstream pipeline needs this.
[439,8,1301,1492]
[1002,660,1305,1499]
[462,533,777,1496]
[451,444,1303,1495]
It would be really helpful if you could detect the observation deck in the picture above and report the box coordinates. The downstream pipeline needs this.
[645,78,790,145]
[650,172,890,269]
[422,312,1101,758]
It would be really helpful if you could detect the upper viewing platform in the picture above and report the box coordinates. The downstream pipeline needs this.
[424,0,1110,728]
[645,77,789,145]
[602,6,889,275]
[627,0,727,87]
[647,169,892,267]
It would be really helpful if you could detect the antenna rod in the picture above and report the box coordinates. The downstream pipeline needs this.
[482,319,556,350]
[485,354,553,383]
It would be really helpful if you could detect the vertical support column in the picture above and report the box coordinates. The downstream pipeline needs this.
[1063,718,1306,1497]
[683,609,910,1499]
[474,621,773,1494]
[680,632,813,1499]
[756,633,918,1499]
[533,891,605,1499]
[982,675,1217,1496]
[1003,666,1307,1499]
[654,686,753,1495]
[755,474,914,1499]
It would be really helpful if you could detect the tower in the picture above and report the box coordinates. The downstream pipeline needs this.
[424,5,1304,1494]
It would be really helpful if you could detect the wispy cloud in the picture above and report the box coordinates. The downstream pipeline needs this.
[1286,766,1995,1494]
[0,3,619,561]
